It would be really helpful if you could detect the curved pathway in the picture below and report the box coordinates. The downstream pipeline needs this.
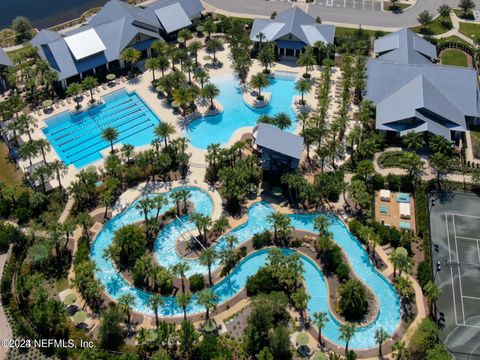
[90,186,401,350]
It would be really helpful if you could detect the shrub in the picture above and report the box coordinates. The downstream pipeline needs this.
[409,318,441,357]
[239,246,247,258]
[0,222,23,252]
[417,260,432,289]
[245,267,281,296]
[189,273,205,292]
[338,279,368,320]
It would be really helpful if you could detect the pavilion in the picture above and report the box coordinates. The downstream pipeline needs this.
[249,7,335,56]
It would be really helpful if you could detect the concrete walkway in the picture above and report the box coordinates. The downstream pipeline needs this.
[435,12,476,45]
[0,248,12,360]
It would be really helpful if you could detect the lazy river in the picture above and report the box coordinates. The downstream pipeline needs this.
[90,186,401,349]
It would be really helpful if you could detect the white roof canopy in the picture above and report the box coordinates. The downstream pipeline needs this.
[399,203,411,218]
[65,29,106,60]
[155,3,192,33]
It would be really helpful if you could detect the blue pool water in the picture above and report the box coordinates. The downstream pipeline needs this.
[42,89,161,168]
[186,73,299,149]
[90,187,401,349]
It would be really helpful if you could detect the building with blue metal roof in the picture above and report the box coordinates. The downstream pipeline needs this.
[366,28,480,141]
[30,0,203,89]
[249,7,335,57]
[0,47,12,91]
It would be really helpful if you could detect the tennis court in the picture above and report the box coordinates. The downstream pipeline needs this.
[429,192,480,359]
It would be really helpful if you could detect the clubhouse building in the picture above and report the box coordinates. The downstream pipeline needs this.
[31,0,204,89]
[366,29,480,141]
[249,7,335,56]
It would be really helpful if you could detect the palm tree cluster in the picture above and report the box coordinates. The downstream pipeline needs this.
[225,18,253,85]
[204,141,262,212]
[69,122,189,213]
[2,44,58,106]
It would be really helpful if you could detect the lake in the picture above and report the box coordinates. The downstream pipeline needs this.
[0,0,107,30]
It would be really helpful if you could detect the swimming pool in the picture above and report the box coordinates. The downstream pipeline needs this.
[186,73,299,149]
[90,187,401,349]
[42,89,161,168]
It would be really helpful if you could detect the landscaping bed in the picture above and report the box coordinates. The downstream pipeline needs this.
[440,49,469,67]
[377,151,409,169]
[459,21,480,41]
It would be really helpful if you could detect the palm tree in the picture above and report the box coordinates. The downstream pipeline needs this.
[297,47,317,78]
[173,86,193,116]
[18,114,37,141]
[118,293,135,326]
[267,211,292,244]
[339,322,356,354]
[202,83,220,110]
[154,122,175,148]
[121,47,141,74]
[82,76,98,103]
[102,127,119,153]
[76,212,93,240]
[313,311,329,347]
[375,327,389,357]
[424,280,442,316]
[314,215,330,236]
[392,340,409,360]
[188,40,203,66]
[157,55,169,77]
[255,32,266,49]
[176,291,192,321]
[196,288,218,320]
[258,42,275,73]
[201,20,215,40]
[193,68,209,90]
[19,141,39,168]
[177,28,192,46]
[206,38,223,63]
[199,247,217,286]
[35,138,50,164]
[295,79,312,105]
[145,57,160,83]
[66,82,83,109]
[402,131,425,152]
[190,212,211,242]
[49,159,68,188]
[438,3,452,26]
[171,261,190,293]
[249,72,270,100]
[273,112,291,130]
[149,294,164,330]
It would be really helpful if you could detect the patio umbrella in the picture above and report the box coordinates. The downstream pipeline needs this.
[42,99,53,108]
[296,332,309,346]
[63,293,76,306]
[106,73,116,81]
[203,319,216,332]
[272,186,283,197]
[72,310,87,324]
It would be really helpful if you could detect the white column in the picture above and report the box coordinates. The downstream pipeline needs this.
[106,62,110,71]
[92,67,96,75]
[147,48,152,58]
[120,60,125,69]
[79,73,83,80]
[278,47,281,55]
[61,79,67,90]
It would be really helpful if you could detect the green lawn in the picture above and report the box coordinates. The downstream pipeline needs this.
[335,26,385,38]
[410,16,453,35]
[443,35,473,46]
[383,2,411,12]
[0,143,23,186]
[440,49,469,67]
[453,9,475,20]
[458,22,480,42]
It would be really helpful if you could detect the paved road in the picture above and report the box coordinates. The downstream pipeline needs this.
[203,0,480,29]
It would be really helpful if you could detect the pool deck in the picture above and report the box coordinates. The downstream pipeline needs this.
[18,42,321,189]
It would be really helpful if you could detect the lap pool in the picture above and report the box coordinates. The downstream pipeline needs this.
[42,89,160,168]
[90,187,401,350]
[186,72,299,149]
